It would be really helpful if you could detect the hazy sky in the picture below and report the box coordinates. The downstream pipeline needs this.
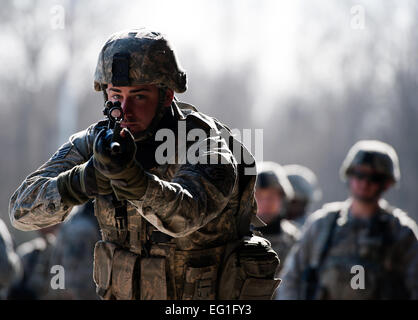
[1,0,415,122]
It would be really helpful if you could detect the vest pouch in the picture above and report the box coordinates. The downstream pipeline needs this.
[239,278,281,299]
[140,257,167,300]
[93,240,140,300]
[182,264,218,300]
[111,249,140,300]
[218,235,281,300]
[93,240,118,299]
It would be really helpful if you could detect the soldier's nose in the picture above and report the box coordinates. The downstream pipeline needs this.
[121,100,130,113]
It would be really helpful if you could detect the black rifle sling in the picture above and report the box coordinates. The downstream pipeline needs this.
[304,210,339,299]
[318,211,340,268]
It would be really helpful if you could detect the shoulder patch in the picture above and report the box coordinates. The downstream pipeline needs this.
[50,143,72,161]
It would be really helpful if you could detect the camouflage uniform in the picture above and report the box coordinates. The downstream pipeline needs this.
[254,162,300,274]
[278,141,418,300]
[8,233,57,299]
[278,199,418,299]
[9,100,264,299]
[0,218,21,299]
[50,201,101,299]
[9,29,278,300]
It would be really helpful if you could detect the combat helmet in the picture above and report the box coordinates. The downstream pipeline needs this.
[94,28,186,94]
[94,28,187,141]
[256,161,294,200]
[340,140,400,183]
[283,164,322,203]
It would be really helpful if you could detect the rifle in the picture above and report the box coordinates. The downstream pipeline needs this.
[102,101,124,155]
[102,100,128,241]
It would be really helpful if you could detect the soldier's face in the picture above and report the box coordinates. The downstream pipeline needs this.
[107,84,174,134]
[286,199,308,220]
[255,188,283,224]
[348,165,391,202]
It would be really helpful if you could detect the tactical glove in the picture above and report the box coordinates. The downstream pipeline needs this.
[57,157,113,206]
[93,128,148,200]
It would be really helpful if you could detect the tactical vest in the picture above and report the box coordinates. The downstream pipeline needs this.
[308,201,410,300]
[92,102,280,300]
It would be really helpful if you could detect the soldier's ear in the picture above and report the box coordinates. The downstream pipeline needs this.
[163,89,174,107]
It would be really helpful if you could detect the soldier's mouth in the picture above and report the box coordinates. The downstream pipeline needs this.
[121,121,146,133]
[121,121,142,127]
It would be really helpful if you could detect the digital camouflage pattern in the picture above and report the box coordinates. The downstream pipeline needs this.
[0,218,21,299]
[50,201,101,299]
[277,199,418,299]
[94,28,187,93]
[9,101,259,300]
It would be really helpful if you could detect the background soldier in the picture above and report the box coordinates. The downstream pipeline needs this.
[0,218,21,299]
[9,28,279,300]
[283,164,322,229]
[278,140,418,299]
[50,200,100,299]
[254,161,300,273]
[8,225,59,299]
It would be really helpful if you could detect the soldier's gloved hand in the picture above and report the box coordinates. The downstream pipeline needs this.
[57,158,113,206]
[92,128,136,175]
[93,128,148,200]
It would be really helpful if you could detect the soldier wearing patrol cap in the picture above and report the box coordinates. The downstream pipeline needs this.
[283,164,322,229]
[9,28,280,300]
[254,161,300,275]
[278,140,418,300]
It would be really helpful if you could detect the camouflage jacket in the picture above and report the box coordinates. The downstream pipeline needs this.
[9,101,258,299]
[0,218,21,298]
[277,198,418,300]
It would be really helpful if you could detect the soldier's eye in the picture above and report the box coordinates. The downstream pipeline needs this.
[112,94,122,100]
[135,94,145,100]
